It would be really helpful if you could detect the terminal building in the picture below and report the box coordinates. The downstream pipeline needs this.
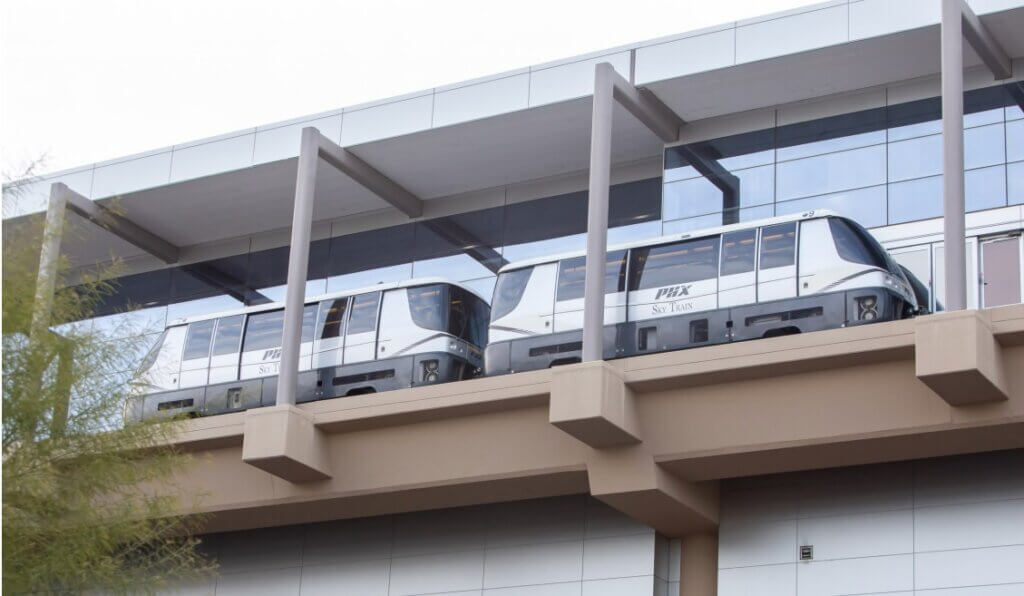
[5,0,1024,594]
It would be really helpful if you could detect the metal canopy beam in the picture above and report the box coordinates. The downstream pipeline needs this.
[55,183,180,264]
[582,62,684,362]
[959,0,1012,80]
[314,131,424,219]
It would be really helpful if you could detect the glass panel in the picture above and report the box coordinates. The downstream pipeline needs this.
[759,222,796,270]
[607,220,663,245]
[662,213,723,235]
[963,107,1004,128]
[629,236,721,290]
[664,165,774,221]
[887,97,941,142]
[93,269,172,317]
[414,207,504,273]
[888,176,942,224]
[408,285,446,331]
[460,277,496,304]
[243,310,284,352]
[347,293,380,335]
[982,238,1021,307]
[721,229,757,276]
[183,319,215,360]
[776,107,886,162]
[448,285,489,346]
[891,247,933,309]
[136,329,169,374]
[326,263,412,293]
[1009,161,1024,206]
[326,224,415,279]
[888,134,941,182]
[777,130,885,163]
[212,315,244,356]
[829,218,888,268]
[491,268,532,320]
[167,294,243,322]
[317,298,348,339]
[1007,119,1024,163]
[301,304,317,342]
[775,185,887,229]
[556,250,627,301]
[775,145,885,201]
[966,165,1007,213]
[964,123,1005,170]
[413,254,495,282]
[502,234,584,263]
[172,254,251,303]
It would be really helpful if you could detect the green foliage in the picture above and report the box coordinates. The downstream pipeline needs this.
[2,209,215,593]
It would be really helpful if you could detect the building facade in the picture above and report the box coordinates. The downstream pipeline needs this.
[4,1,1024,594]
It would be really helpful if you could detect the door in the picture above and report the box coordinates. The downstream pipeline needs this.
[553,251,627,332]
[757,222,797,302]
[981,236,1022,308]
[179,319,214,388]
[313,297,348,368]
[208,315,244,384]
[344,292,381,364]
[719,228,757,307]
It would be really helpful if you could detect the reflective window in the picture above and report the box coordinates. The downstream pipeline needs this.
[301,304,317,342]
[183,319,215,360]
[1009,161,1024,206]
[775,185,887,229]
[448,286,489,346]
[888,176,943,224]
[1007,119,1024,163]
[966,165,1007,213]
[888,134,941,182]
[347,293,380,335]
[721,229,757,276]
[629,236,721,290]
[759,223,796,270]
[408,285,445,331]
[243,310,283,352]
[415,208,504,274]
[964,124,1005,170]
[491,268,532,320]
[317,298,348,339]
[556,250,627,301]
[212,315,244,356]
[776,145,886,201]
[829,218,888,269]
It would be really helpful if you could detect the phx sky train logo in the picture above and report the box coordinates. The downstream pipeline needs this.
[654,284,692,300]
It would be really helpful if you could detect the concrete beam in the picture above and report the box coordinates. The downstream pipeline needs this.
[241,405,331,482]
[57,183,180,264]
[959,0,1012,80]
[587,446,719,537]
[549,360,641,447]
[315,131,423,219]
[915,309,1008,405]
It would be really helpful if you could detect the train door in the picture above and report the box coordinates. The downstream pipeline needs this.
[208,315,244,384]
[178,319,214,388]
[757,222,797,302]
[552,251,627,332]
[719,228,757,307]
[981,235,1022,307]
[344,292,381,364]
[313,297,348,368]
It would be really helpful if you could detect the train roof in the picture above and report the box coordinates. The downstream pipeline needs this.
[497,209,842,274]
[167,277,487,327]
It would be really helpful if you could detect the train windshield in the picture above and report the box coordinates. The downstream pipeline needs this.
[408,284,490,347]
[828,217,903,277]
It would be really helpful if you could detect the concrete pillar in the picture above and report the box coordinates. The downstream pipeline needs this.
[276,127,320,406]
[31,184,69,340]
[679,533,718,596]
[582,63,615,362]
[941,0,967,311]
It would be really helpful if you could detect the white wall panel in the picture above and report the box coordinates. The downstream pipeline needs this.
[797,554,913,595]
[735,5,848,65]
[582,532,655,580]
[169,133,255,183]
[388,550,486,596]
[915,544,1024,589]
[298,559,389,596]
[484,540,583,589]
[340,94,434,146]
[252,114,342,164]
[719,519,796,568]
[529,52,631,107]
[850,0,939,40]
[915,499,1024,552]
[91,151,172,198]
[432,74,530,128]
[719,563,796,596]
[797,509,914,561]
[634,29,735,85]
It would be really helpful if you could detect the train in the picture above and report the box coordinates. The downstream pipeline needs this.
[126,211,927,422]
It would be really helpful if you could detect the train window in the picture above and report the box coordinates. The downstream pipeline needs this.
[828,218,888,269]
[491,268,532,320]
[182,319,215,360]
[721,229,757,276]
[556,250,627,301]
[408,285,446,331]
[629,236,721,291]
[448,286,490,346]
[136,329,169,373]
[211,315,244,356]
[347,293,380,335]
[301,304,317,342]
[243,310,283,352]
[759,223,796,269]
[317,298,348,339]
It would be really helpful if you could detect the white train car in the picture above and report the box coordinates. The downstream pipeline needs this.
[485,211,925,375]
[126,279,489,422]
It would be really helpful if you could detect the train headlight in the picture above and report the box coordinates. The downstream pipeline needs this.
[421,359,440,382]
[855,295,879,321]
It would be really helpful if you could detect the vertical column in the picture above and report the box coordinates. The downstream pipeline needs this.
[679,533,718,596]
[31,184,69,340]
[276,127,321,406]
[582,63,615,362]
[942,0,967,311]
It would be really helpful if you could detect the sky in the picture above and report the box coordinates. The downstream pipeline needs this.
[1,0,821,177]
